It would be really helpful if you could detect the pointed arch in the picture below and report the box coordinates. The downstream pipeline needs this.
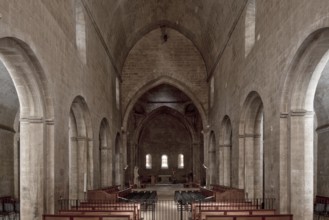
[122,76,207,130]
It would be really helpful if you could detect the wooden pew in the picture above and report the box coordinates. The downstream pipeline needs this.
[43,214,130,220]
[199,209,275,220]
[192,202,258,220]
[314,195,329,215]
[59,210,136,220]
[205,214,293,220]
[68,203,140,219]
[214,189,245,202]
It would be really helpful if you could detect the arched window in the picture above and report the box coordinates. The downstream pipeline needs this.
[146,154,152,169]
[161,155,168,169]
[75,0,86,63]
[178,154,184,169]
[245,0,256,57]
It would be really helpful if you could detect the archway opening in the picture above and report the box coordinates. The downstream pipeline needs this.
[209,132,218,184]
[0,37,53,219]
[219,116,233,187]
[0,59,20,199]
[281,28,329,220]
[68,96,93,199]
[113,133,122,186]
[239,92,264,199]
[99,118,111,187]
[125,84,204,186]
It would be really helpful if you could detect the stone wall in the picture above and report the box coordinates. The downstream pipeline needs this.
[0,0,121,216]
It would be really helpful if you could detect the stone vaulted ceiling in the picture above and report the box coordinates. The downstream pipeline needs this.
[84,0,248,76]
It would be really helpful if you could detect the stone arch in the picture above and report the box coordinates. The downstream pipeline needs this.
[99,118,111,187]
[0,37,54,219]
[132,106,197,145]
[219,115,233,186]
[279,28,329,220]
[123,76,207,130]
[239,91,264,199]
[135,106,194,182]
[68,96,94,199]
[208,131,218,185]
[120,20,206,72]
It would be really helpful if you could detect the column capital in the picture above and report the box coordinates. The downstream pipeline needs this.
[20,116,44,123]
[219,144,232,148]
[290,109,313,117]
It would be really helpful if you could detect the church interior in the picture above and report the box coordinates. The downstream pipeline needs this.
[0,1,329,220]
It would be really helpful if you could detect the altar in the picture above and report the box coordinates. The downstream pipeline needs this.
[158,174,171,184]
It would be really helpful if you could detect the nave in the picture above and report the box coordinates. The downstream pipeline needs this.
[42,183,292,220]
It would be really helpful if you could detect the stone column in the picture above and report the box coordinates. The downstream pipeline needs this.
[289,111,313,220]
[77,136,88,200]
[192,142,200,183]
[100,146,110,187]
[87,138,94,190]
[45,120,55,214]
[279,113,289,213]
[238,135,245,190]
[121,132,127,188]
[219,144,231,186]
[254,134,263,199]
[203,130,210,187]
[218,146,224,185]
[20,117,45,220]
[69,137,78,199]
[244,134,254,198]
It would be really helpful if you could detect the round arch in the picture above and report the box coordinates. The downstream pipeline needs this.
[239,91,264,199]
[279,28,329,220]
[208,131,218,185]
[113,133,122,186]
[219,115,233,186]
[68,96,94,199]
[99,118,111,187]
[0,37,54,218]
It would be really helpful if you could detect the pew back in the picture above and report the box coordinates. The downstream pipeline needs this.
[59,210,135,220]
[43,214,129,220]
[205,214,293,220]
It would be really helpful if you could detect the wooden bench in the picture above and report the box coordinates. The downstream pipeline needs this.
[192,202,258,220]
[43,214,130,220]
[204,214,293,220]
[199,210,275,220]
[59,210,136,220]
[68,204,140,219]
[314,195,329,215]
